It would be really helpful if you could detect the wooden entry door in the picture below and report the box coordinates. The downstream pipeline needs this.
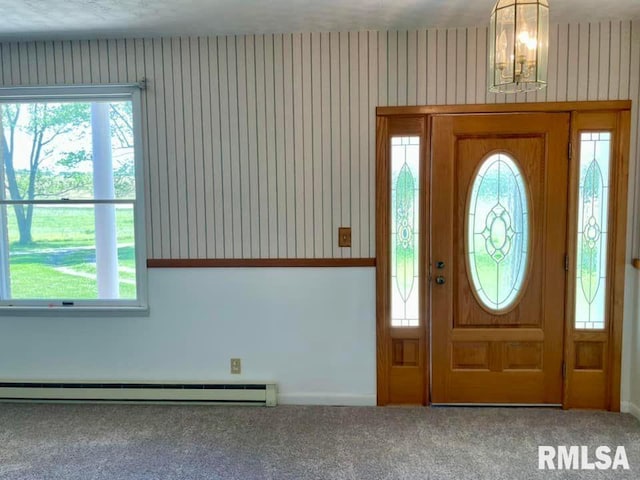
[431,113,570,404]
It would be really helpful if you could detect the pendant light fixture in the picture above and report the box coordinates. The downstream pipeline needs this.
[489,0,549,93]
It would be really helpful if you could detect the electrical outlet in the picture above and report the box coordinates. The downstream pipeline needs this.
[230,358,241,374]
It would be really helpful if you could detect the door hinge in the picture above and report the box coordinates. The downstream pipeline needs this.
[562,362,567,379]
[568,142,572,160]
[565,254,569,272]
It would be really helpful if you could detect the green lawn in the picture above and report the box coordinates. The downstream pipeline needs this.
[4,206,137,300]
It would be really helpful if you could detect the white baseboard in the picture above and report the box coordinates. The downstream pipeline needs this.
[621,401,640,420]
[278,393,376,406]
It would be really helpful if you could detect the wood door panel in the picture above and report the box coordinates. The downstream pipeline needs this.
[446,371,550,404]
[432,113,569,404]
[454,136,545,328]
[392,339,420,366]
[503,342,543,371]
[451,342,490,370]
[574,341,606,370]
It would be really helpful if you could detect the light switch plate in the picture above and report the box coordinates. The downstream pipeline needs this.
[338,227,352,247]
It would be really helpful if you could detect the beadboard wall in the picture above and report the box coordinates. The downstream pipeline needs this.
[1,22,638,260]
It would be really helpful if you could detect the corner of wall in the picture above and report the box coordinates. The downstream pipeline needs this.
[621,401,640,421]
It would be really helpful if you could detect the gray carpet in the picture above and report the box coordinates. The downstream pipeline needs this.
[0,403,638,479]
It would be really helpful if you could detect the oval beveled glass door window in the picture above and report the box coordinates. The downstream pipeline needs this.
[467,153,529,312]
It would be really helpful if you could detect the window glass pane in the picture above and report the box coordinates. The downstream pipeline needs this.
[3,204,136,300]
[575,132,611,330]
[1,101,135,201]
[467,153,529,311]
[391,136,420,327]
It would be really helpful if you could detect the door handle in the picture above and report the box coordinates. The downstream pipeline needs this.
[435,276,446,285]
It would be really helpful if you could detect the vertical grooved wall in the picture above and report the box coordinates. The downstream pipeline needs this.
[1,23,639,259]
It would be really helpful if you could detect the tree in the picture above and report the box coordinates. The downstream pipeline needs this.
[1,103,90,244]
[36,102,136,199]
[109,102,136,199]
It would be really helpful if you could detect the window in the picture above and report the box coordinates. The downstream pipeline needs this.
[574,132,611,330]
[391,136,420,327]
[466,153,529,312]
[0,86,146,312]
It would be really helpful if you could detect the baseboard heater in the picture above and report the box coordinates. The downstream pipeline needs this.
[0,382,277,406]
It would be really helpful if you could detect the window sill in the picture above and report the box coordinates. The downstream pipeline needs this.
[0,305,150,317]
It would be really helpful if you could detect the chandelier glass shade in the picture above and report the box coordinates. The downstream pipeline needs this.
[489,0,549,93]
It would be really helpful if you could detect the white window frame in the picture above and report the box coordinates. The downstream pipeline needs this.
[0,84,148,315]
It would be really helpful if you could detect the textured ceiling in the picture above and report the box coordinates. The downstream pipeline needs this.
[1,0,640,40]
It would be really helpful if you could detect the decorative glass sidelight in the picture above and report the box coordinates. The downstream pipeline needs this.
[575,132,611,330]
[391,136,420,327]
[467,153,529,311]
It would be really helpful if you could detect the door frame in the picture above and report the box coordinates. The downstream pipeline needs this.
[376,101,631,410]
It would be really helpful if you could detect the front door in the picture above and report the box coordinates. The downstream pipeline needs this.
[431,113,570,404]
